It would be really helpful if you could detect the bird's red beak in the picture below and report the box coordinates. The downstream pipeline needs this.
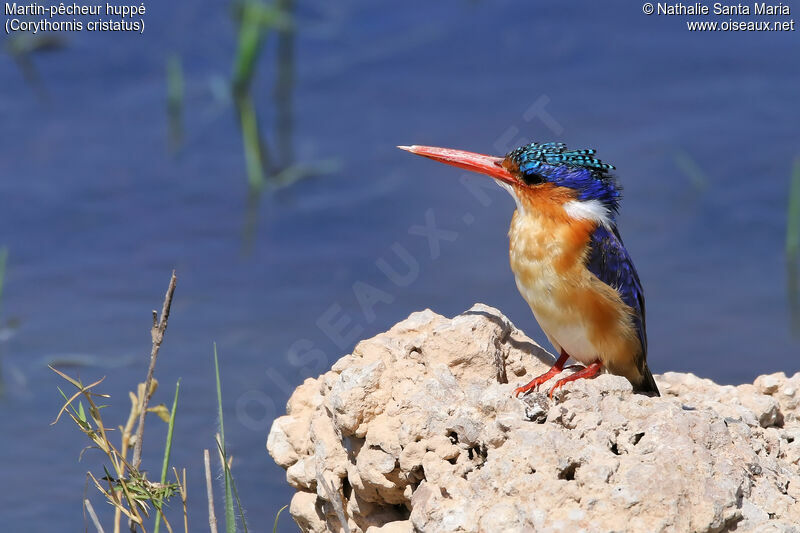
[398,145,516,186]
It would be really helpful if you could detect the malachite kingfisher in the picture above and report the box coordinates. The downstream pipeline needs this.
[398,142,660,398]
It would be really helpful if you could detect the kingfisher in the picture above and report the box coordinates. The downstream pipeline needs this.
[398,142,659,398]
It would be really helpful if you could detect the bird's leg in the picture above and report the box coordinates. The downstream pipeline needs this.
[513,351,570,397]
[547,361,603,398]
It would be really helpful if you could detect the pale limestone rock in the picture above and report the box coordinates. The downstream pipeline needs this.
[286,457,316,490]
[365,521,414,533]
[756,372,785,395]
[267,415,300,468]
[290,491,327,533]
[268,377,324,469]
[268,305,800,533]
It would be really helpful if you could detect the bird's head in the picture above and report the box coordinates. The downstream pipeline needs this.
[399,142,622,223]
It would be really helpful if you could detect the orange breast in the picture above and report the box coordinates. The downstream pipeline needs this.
[508,186,642,382]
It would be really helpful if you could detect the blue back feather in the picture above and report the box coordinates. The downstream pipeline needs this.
[586,225,647,357]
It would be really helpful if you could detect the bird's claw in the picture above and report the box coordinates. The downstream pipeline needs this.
[513,384,536,397]
[514,353,571,398]
[513,374,554,397]
[545,362,604,399]
[547,381,565,399]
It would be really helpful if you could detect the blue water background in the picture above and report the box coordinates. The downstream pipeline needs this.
[1,0,798,529]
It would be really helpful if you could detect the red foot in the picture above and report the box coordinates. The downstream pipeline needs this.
[548,362,603,398]
[514,352,570,397]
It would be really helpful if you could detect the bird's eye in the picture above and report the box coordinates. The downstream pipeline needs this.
[520,171,545,186]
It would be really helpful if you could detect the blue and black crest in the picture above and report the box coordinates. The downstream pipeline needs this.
[504,142,622,212]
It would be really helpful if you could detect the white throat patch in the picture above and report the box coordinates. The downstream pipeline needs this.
[497,181,524,213]
[563,199,612,229]
[496,182,612,229]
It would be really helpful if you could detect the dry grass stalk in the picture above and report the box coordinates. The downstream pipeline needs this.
[204,449,219,533]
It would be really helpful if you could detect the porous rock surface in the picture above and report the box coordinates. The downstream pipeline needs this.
[267,305,800,533]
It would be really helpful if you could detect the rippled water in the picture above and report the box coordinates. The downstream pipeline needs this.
[1,0,798,529]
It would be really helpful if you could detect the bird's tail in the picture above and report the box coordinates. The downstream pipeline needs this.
[633,365,660,397]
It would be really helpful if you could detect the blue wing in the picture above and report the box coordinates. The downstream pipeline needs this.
[586,225,647,357]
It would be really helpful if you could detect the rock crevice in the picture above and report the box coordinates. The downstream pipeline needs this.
[267,305,800,533]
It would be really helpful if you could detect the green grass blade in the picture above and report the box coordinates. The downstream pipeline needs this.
[56,385,82,418]
[154,379,181,533]
[166,53,184,150]
[161,379,181,482]
[214,343,226,460]
[215,439,249,533]
[787,157,800,257]
[166,54,184,112]
[230,472,248,533]
[214,343,236,533]
[237,94,266,191]
[272,505,288,533]
[232,10,264,92]
[77,400,87,424]
[231,0,287,92]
